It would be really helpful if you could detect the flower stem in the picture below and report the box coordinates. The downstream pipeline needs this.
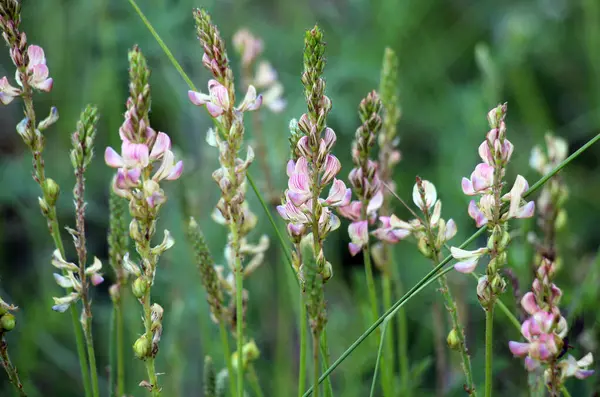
[247,364,265,397]
[233,250,245,397]
[83,322,100,397]
[484,305,495,397]
[298,295,307,397]
[109,305,116,397]
[312,332,321,397]
[116,297,125,397]
[143,294,160,397]
[368,319,389,397]
[381,272,395,395]
[219,320,237,397]
[393,266,410,396]
[319,329,334,397]
[0,335,27,397]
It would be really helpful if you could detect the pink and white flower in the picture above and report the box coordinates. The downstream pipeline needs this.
[450,246,488,273]
[188,79,231,117]
[461,163,494,196]
[0,45,54,104]
[348,220,369,256]
[412,179,437,210]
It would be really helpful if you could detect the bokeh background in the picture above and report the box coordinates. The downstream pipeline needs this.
[1,0,599,395]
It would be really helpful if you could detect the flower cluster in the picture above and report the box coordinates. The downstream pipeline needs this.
[451,104,534,276]
[277,26,350,279]
[508,258,594,386]
[233,28,286,113]
[338,91,384,256]
[105,48,183,205]
[372,180,457,254]
[50,250,103,312]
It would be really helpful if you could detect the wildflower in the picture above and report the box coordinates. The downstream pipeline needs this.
[450,247,488,273]
[0,45,53,104]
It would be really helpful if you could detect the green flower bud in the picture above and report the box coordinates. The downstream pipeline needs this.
[243,340,260,362]
[447,328,461,351]
[0,313,16,332]
[322,261,333,283]
[133,335,151,359]
[43,178,60,207]
[417,238,432,258]
[132,277,148,299]
[555,209,567,231]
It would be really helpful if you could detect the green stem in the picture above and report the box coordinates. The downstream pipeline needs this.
[143,293,160,397]
[83,322,100,397]
[298,297,307,397]
[234,252,244,397]
[393,269,410,396]
[109,306,116,397]
[369,319,389,397]
[320,329,333,397]
[246,364,265,397]
[219,320,237,397]
[560,386,572,397]
[116,297,125,397]
[312,332,321,397]
[381,274,394,397]
[484,305,495,397]
[0,335,27,397]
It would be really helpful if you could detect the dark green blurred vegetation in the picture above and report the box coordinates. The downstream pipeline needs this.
[1,0,600,395]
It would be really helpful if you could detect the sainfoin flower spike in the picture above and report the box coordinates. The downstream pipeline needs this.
[508,258,594,390]
[105,46,180,395]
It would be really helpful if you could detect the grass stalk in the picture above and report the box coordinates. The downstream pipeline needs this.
[219,320,237,397]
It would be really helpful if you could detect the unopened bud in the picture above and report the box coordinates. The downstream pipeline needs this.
[322,261,333,282]
[0,313,16,332]
[129,219,142,242]
[417,238,432,258]
[132,277,148,299]
[109,284,120,303]
[555,210,567,231]
[43,178,60,206]
[447,328,461,351]
[133,335,151,359]
[38,197,50,215]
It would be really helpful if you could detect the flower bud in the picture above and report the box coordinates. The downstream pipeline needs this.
[129,219,142,242]
[43,178,60,207]
[16,117,34,148]
[132,277,148,299]
[133,335,151,359]
[322,261,333,282]
[417,238,432,258]
[447,328,461,351]
[477,276,492,308]
[555,209,567,231]
[0,313,16,332]
[38,197,50,216]
[109,284,120,303]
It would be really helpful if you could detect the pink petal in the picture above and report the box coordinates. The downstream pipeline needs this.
[524,357,540,372]
[515,201,535,219]
[27,45,46,66]
[321,154,341,185]
[188,90,209,106]
[478,141,494,165]
[468,200,488,227]
[91,274,104,286]
[454,257,479,273]
[167,160,184,180]
[348,243,362,256]
[461,177,475,195]
[521,292,539,315]
[286,159,296,177]
[104,147,124,168]
[575,370,595,380]
[206,102,224,117]
[122,142,149,168]
[508,341,530,357]
[366,190,383,215]
[150,132,172,159]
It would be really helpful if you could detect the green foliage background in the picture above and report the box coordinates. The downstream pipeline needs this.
[0,0,599,395]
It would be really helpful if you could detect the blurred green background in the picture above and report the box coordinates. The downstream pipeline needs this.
[1,0,599,395]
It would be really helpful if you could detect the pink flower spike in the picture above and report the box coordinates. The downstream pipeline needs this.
[509,341,530,357]
[150,132,172,160]
[105,147,124,168]
[324,179,351,207]
[321,154,341,185]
